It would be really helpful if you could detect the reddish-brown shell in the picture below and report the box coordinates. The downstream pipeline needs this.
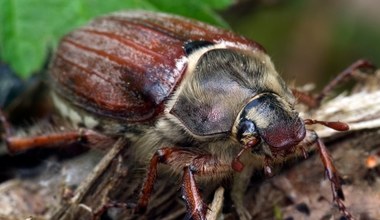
[50,10,264,122]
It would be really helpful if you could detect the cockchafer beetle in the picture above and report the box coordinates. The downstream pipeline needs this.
[0,10,374,220]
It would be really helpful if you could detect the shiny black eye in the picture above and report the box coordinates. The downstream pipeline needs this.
[237,119,257,142]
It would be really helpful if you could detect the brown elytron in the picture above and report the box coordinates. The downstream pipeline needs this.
[50,11,263,122]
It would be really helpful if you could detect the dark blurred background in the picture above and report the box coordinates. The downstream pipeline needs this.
[224,0,380,89]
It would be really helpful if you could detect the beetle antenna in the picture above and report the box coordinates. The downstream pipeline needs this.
[232,138,259,172]
[232,145,251,172]
[304,119,349,131]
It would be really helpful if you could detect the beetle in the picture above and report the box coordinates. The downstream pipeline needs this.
[1,10,370,220]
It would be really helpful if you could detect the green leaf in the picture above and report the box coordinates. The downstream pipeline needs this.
[0,0,232,78]
[147,0,232,26]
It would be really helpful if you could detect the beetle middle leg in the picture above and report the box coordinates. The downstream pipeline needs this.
[136,147,231,219]
[293,59,375,108]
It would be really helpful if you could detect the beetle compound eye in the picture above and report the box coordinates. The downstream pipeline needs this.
[237,119,257,138]
[237,119,258,145]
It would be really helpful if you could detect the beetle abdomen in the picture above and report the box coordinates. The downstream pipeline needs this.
[50,11,263,123]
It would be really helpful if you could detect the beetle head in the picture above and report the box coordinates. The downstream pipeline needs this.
[234,92,306,153]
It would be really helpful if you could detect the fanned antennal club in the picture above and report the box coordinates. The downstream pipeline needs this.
[304,119,349,131]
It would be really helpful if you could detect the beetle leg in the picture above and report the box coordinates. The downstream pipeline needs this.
[136,147,231,219]
[1,105,114,153]
[293,59,375,108]
[0,109,12,138]
[182,166,208,220]
[291,89,320,108]
[300,130,353,219]
[183,155,231,220]
[316,59,374,103]
[12,130,108,153]
[135,147,171,214]
[315,139,354,219]
[2,124,111,154]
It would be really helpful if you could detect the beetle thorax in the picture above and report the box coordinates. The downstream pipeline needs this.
[166,45,296,142]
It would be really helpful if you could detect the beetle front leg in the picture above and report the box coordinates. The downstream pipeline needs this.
[136,147,231,219]
[315,139,353,219]
[301,130,353,219]
[183,155,231,220]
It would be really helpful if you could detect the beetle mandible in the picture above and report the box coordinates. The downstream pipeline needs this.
[1,10,367,220]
